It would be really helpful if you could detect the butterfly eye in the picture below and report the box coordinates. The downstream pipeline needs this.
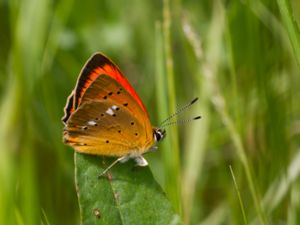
[154,128,166,142]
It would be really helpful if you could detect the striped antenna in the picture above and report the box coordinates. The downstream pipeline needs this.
[160,116,201,128]
[160,97,199,126]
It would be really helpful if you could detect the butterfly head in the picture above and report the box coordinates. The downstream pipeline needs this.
[153,128,166,143]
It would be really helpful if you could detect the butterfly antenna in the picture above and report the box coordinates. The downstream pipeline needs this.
[160,97,199,126]
[160,116,201,128]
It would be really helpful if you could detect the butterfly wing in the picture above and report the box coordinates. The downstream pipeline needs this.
[63,75,155,157]
[62,53,148,124]
[62,91,75,124]
[80,73,147,125]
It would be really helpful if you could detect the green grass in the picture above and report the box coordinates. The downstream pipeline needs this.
[1,0,300,224]
[229,165,248,225]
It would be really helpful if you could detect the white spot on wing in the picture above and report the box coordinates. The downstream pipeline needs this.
[112,105,118,110]
[88,120,97,126]
[106,108,114,115]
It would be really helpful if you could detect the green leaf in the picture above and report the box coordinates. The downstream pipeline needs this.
[75,153,182,225]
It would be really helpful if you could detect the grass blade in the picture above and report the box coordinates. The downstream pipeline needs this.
[277,0,300,68]
[162,0,181,213]
[181,16,211,225]
[229,165,248,225]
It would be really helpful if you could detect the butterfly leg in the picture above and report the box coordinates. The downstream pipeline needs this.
[98,155,129,178]
[134,155,148,167]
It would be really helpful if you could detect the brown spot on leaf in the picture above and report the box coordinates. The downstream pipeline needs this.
[107,173,113,181]
[93,208,101,219]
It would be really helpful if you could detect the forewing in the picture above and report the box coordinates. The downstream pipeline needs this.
[81,74,149,122]
[80,74,154,146]
[62,53,148,124]
[75,53,148,111]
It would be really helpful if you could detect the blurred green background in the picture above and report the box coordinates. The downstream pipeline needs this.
[1,0,300,224]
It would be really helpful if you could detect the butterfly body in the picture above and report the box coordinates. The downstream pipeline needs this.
[63,53,165,169]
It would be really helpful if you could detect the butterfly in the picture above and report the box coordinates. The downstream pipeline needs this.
[62,53,200,176]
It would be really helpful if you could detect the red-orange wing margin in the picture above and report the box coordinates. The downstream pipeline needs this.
[62,53,148,124]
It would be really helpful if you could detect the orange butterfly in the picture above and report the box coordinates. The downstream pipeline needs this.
[62,53,199,175]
